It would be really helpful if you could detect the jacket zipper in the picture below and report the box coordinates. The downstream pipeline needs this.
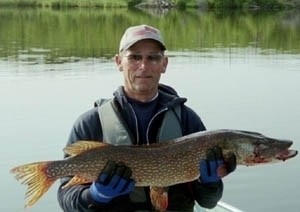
[127,103,140,145]
[146,107,168,145]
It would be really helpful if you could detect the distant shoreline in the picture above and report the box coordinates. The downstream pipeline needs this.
[0,0,299,9]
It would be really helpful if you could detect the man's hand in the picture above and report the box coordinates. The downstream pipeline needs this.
[199,146,236,184]
[89,160,135,203]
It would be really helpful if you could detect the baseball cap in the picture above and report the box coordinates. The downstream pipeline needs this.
[119,25,166,52]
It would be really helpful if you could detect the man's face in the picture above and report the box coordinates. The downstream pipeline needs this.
[115,39,168,101]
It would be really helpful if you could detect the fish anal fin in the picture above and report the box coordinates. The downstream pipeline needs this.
[63,141,108,156]
[62,175,91,189]
[150,186,169,212]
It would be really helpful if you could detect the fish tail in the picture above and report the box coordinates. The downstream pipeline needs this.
[10,161,56,208]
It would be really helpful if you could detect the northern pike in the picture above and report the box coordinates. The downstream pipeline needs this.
[10,129,297,210]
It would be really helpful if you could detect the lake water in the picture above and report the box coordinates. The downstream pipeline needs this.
[1,48,299,212]
[1,8,300,212]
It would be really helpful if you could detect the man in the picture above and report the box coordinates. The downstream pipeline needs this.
[57,24,236,212]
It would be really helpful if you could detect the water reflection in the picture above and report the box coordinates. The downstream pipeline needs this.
[1,7,299,212]
[2,48,300,212]
[0,8,299,64]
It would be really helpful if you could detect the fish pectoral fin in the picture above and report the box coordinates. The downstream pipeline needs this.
[63,141,108,156]
[150,186,169,212]
[62,175,92,189]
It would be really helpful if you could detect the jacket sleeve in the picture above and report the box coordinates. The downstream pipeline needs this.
[58,177,95,212]
[192,180,223,209]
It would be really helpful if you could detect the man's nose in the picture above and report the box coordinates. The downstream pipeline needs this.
[138,57,150,69]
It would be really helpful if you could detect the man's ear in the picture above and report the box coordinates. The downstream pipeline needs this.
[161,56,168,73]
[115,54,123,72]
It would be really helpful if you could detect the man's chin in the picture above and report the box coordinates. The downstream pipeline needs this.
[134,85,154,92]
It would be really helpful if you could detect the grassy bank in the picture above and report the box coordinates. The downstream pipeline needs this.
[0,0,128,8]
[0,0,299,9]
[1,6,299,62]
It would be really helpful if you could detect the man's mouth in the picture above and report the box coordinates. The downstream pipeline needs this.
[135,76,152,81]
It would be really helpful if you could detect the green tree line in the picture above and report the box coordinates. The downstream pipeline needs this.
[0,0,299,9]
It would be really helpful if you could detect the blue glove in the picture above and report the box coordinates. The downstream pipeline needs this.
[89,160,135,203]
[199,146,236,184]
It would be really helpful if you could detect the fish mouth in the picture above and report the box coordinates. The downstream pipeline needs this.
[275,149,298,161]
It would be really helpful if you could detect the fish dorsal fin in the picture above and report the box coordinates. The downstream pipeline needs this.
[63,141,108,156]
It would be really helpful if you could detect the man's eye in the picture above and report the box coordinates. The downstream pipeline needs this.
[148,54,163,62]
[129,55,142,61]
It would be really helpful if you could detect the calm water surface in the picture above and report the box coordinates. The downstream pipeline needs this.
[1,8,300,212]
[1,49,299,212]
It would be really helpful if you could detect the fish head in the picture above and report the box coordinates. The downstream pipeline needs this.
[226,131,298,166]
